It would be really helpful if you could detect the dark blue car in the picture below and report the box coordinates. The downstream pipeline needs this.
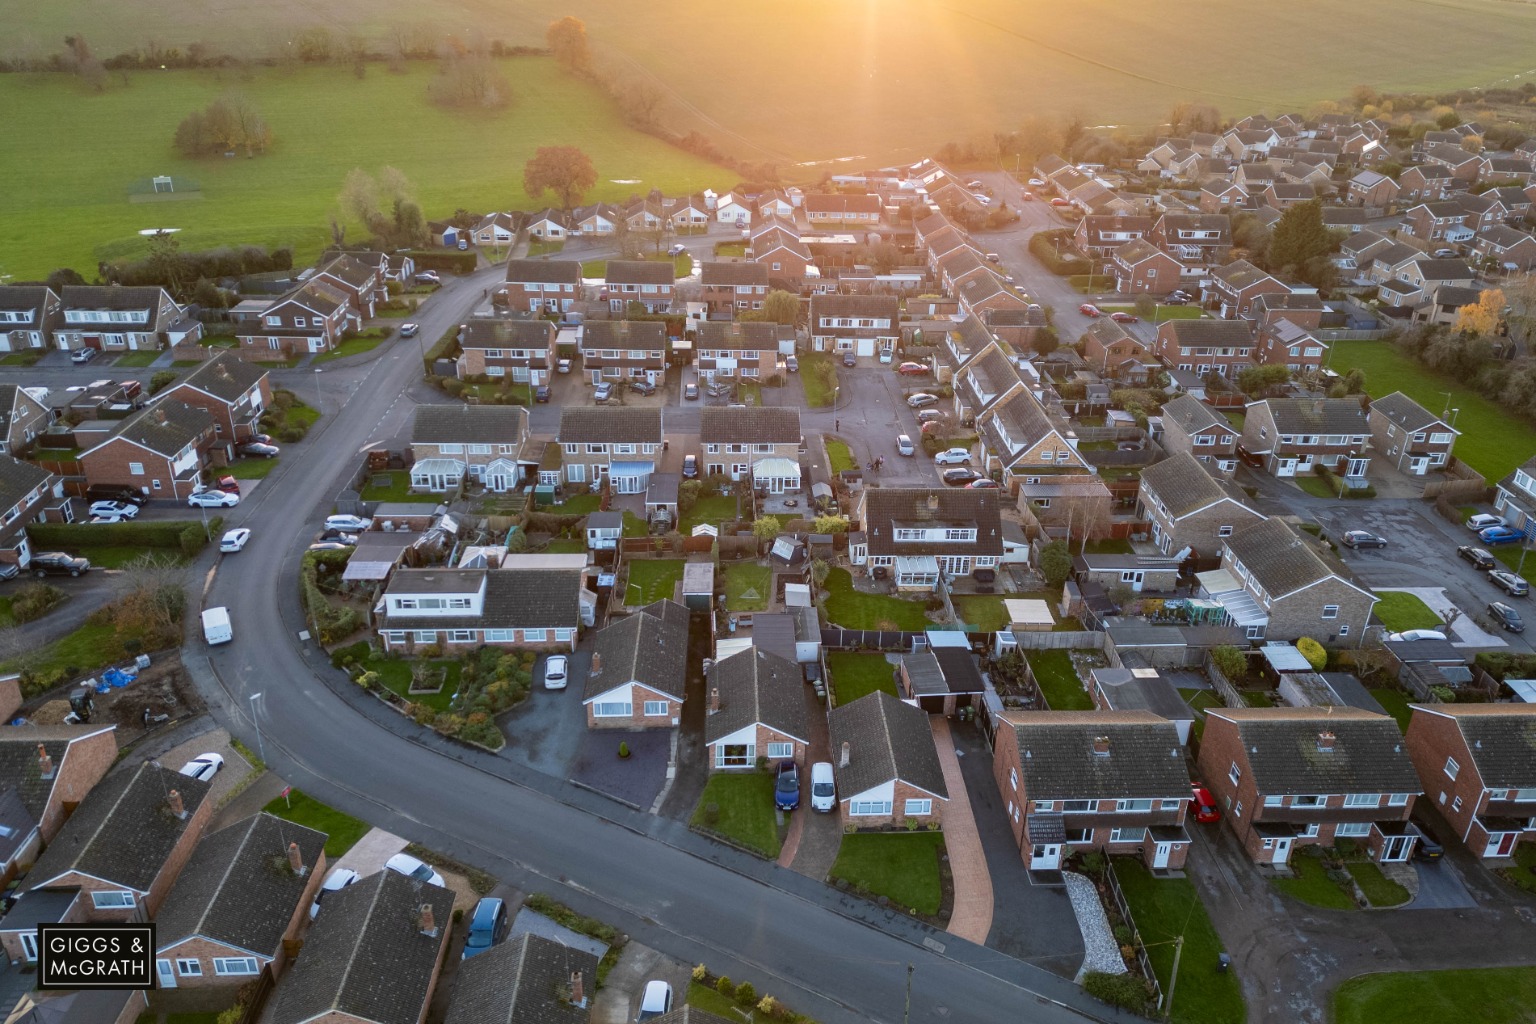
[1480,526,1525,547]
[774,761,800,811]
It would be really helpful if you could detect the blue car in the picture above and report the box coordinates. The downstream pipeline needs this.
[461,897,508,959]
[774,761,800,811]
[1480,526,1525,546]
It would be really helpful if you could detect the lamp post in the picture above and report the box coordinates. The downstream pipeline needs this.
[313,368,323,410]
[1438,391,1453,420]
[248,692,266,765]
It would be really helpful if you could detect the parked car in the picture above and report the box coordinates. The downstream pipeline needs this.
[684,382,699,401]
[462,897,509,960]
[628,379,657,396]
[637,981,673,1023]
[667,243,687,257]
[972,193,991,206]
[967,479,1000,488]
[237,441,281,458]
[220,528,252,553]
[1235,445,1265,469]
[878,349,894,364]
[1480,525,1525,546]
[1489,600,1526,632]
[308,541,351,551]
[88,500,139,520]
[1164,295,1190,305]
[385,853,446,888]
[1457,545,1497,570]
[1467,514,1507,532]
[324,514,373,532]
[682,455,699,479]
[907,393,940,408]
[189,489,240,508]
[1050,197,1072,207]
[414,271,440,284]
[543,654,569,691]
[933,448,972,465]
[1078,303,1101,317]
[69,347,96,364]
[557,358,572,374]
[399,323,420,338]
[457,238,469,251]
[942,468,981,486]
[1190,784,1220,823]
[178,753,224,783]
[810,762,836,812]
[319,530,358,545]
[1432,248,1457,258]
[1386,629,1448,642]
[1028,177,1047,187]
[1020,190,1035,201]
[896,361,928,376]
[593,381,614,403]
[774,761,800,811]
[842,351,857,368]
[309,867,360,919]
[534,384,551,403]
[30,552,89,577]
[1490,569,1529,597]
[0,564,18,582]
[1341,530,1387,549]
[966,179,985,190]
[1412,827,1444,861]
[896,434,915,457]
[84,485,147,506]
[785,355,799,373]
[915,408,945,424]
[984,252,1001,263]
[1109,312,1139,323]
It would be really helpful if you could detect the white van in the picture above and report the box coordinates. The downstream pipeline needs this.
[201,606,233,645]
[810,762,836,812]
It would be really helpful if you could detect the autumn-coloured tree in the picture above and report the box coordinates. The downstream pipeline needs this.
[523,146,597,209]
[1454,287,1506,336]
[546,16,591,73]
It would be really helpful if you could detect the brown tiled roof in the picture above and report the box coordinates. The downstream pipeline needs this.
[1224,517,1347,598]
[175,351,268,403]
[828,692,948,800]
[1209,707,1418,794]
[446,933,600,1024]
[699,262,770,287]
[861,487,1003,557]
[699,407,801,445]
[704,648,808,744]
[604,260,674,285]
[461,319,556,350]
[1006,711,1187,799]
[583,600,690,702]
[1414,704,1536,789]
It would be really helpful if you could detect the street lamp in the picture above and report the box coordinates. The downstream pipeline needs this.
[1438,391,1453,420]
[248,692,266,765]
[313,369,323,410]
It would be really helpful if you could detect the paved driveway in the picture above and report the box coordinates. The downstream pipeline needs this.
[499,649,592,779]
[1409,858,1478,909]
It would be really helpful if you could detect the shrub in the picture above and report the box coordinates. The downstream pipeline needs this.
[330,640,373,669]
[735,982,756,1007]
[149,370,179,395]
[757,996,779,1016]
[692,964,708,982]
[1082,971,1152,1012]
[1296,636,1327,671]
[1078,851,1106,876]
[715,976,734,998]
[1112,924,1133,946]
[1431,684,1456,703]
[618,741,630,758]
[1211,644,1248,681]
[10,583,65,624]
[1029,231,1092,275]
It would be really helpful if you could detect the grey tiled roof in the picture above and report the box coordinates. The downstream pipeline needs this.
[583,600,690,702]
[175,352,268,403]
[699,407,801,445]
[696,321,785,351]
[461,319,557,350]
[0,285,55,314]
[1160,395,1229,437]
[446,932,599,1024]
[810,294,899,320]
[1006,711,1188,799]
[1209,707,1419,795]
[266,870,454,1024]
[0,788,36,864]
[1368,392,1440,433]
[1139,452,1236,517]
[604,260,674,285]
[988,391,1061,453]
[1211,260,1279,289]
[1413,258,1474,280]
[1223,517,1338,598]
[1161,319,1255,348]
[705,648,808,744]
[580,319,667,351]
[60,285,172,330]
[412,405,528,445]
[558,407,663,444]
[0,725,115,823]
[0,453,51,512]
[505,260,583,285]
[1260,397,1369,435]
[700,262,770,287]
[1426,704,1536,789]
[828,692,948,801]
[155,812,327,955]
[98,400,213,458]
[861,487,1004,558]
[382,569,583,631]
[316,253,379,290]
[23,762,211,895]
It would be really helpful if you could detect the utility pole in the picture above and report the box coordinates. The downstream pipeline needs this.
[1162,936,1185,1021]
[903,964,914,1024]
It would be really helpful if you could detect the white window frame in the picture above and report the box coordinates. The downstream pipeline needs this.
[1444,757,1460,781]
[213,957,259,976]
[593,702,633,717]
[849,800,893,816]
[1264,794,1284,807]
[904,798,933,817]
[176,958,202,977]
[1344,793,1379,807]
[643,700,670,717]
[1321,605,1339,619]
[128,461,145,476]
[766,741,794,759]
[91,890,136,909]
[1335,822,1370,837]
[1387,792,1410,806]
[1229,762,1241,786]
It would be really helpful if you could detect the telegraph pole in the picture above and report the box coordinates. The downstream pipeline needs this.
[903,964,914,1024]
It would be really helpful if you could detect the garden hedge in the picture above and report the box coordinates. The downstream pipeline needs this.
[27,519,217,552]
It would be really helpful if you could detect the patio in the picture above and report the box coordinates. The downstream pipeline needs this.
[761,489,809,516]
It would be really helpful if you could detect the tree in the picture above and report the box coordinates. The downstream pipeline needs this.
[752,517,782,543]
[1210,645,1248,681]
[759,290,800,326]
[812,515,849,534]
[1038,541,1073,588]
[1454,288,1506,336]
[523,146,597,209]
[173,93,273,158]
[427,56,514,109]
[546,16,591,73]
[145,232,186,299]
[1236,364,1291,397]
[46,267,87,290]
[1133,294,1157,320]
[1267,199,1339,289]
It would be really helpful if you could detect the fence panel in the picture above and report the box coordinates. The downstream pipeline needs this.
[1008,630,1106,650]
[1103,861,1165,1011]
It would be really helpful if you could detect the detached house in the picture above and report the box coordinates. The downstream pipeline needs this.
[1137,453,1264,560]
[0,456,58,570]
[235,281,356,358]
[1494,454,1536,533]
[828,692,948,830]
[503,260,583,314]
[409,405,531,493]
[1255,317,1326,373]
[1346,170,1400,208]
[849,488,1003,590]
[751,227,814,286]
[446,933,600,1024]
[0,724,117,896]
[581,320,667,385]
[699,407,801,492]
[583,600,690,729]
[1197,707,1421,865]
[79,401,216,499]
[55,285,197,354]
[1470,225,1536,271]
[160,352,271,443]
[376,568,584,654]
[558,407,663,494]
[1398,164,1460,202]
[1402,200,1475,245]
[994,711,1192,871]
[1366,391,1458,476]
[809,294,898,360]
[604,260,675,314]
[0,285,61,354]
[0,385,53,456]
[1240,398,1371,479]
[699,262,771,317]
[1203,260,1291,319]
[1080,319,1155,382]
[457,318,557,384]
[695,321,788,381]
[1153,319,1257,378]
[1158,394,1238,470]
[1404,704,1536,861]
[312,253,385,319]
[705,648,809,770]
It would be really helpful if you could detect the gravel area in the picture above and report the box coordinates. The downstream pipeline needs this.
[1063,871,1127,979]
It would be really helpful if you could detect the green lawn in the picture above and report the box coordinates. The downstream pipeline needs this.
[1113,859,1245,1024]
[1180,687,1225,743]
[1369,687,1414,732]
[544,538,587,554]
[113,350,162,367]
[1347,861,1410,907]
[1373,591,1443,633]
[1329,340,1536,482]
[1270,849,1356,910]
[952,594,1010,632]
[691,773,781,858]
[825,438,859,473]
[311,331,391,364]
[0,61,726,278]
[1294,473,1338,499]
[1241,690,1275,708]
[681,494,739,533]
[799,352,838,409]
[822,568,930,630]
[527,238,564,257]
[1334,967,1536,1024]
[536,493,602,516]
[723,562,772,612]
[1,351,46,366]
[225,457,279,479]
[830,833,945,916]
[364,657,462,713]
[1027,649,1091,710]
[1222,410,1245,431]
[359,472,441,504]
[1082,537,1134,555]
[1498,842,1536,894]
[625,559,685,605]
[581,254,691,279]
[713,242,747,258]
[263,788,371,860]
[827,651,897,705]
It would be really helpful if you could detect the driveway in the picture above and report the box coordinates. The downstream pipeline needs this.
[499,648,592,779]
[1409,858,1477,909]
[570,728,671,810]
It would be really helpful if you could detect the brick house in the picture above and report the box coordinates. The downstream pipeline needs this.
[1110,239,1183,295]
[581,320,667,385]
[0,455,59,570]
[525,209,570,240]
[802,192,883,227]
[456,318,557,384]
[849,487,1003,590]
[1197,707,1421,865]
[1199,181,1248,213]
[54,285,198,353]
[953,343,1025,422]
[1137,452,1263,560]
[1403,704,1536,861]
[558,407,663,494]
[470,212,518,247]
[153,813,327,989]
[0,285,61,354]
[1346,170,1400,207]
[582,600,690,729]
[956,274,1031,321]
[1203,260,1291,319]
[704,648,809,770]
[0,724,117,895]
[409,405,530,493]
[1366,391,1459,476]
[0,385,53,457]
[750,227,814,286]
[1073,215,1153,259]
[976,390,1094,482]
[937,314,1001,376]
[1470,225,1536,271]
[20,762,212,922]
[235,281,356,358]
[1158,394,1238,471]
[79,401,217,500]
[1147,213,1232,271]
[604,260,674,314]
[699,407,801,491]
[1494,454,1536,533]
[376,568,583,654]
[1252,292,1328,331]
[1398,165,1460,202]
[1421,144,1482,182]
[503,260,583,314]
[574,202,620,238]
[700,262,771,317]
[1255,317,1327,372]
[1201,516,1378,645]
[1080,319,1156,381]
[264,869,454,1024]
[993,711,1192,871]
[827,692,947,830]
[160,352,271,443]
[1402,200,1475,245]
[695,321,788,381]
[312,253,385,319]
[445,933,599,1024]
[1262,182,1317,210]
[1239,397,1371,479]
[809,294,899,361]
[1153,319,1257,378]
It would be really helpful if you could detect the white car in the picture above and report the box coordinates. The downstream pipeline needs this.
[188,489,240,508]
[544,654,569,690]
[88,500,139,519]
[220,528,252,553]
[324,514,373,532]
[1386,629,1449,643]
[1028,177,1047,187]
[178,752,224,783]
[933,448,972,465]
[896,434,916,457]
[385,853,446,888]
[1468,514,1507,532]
[637,980,673,1022]
[309,867,360,919]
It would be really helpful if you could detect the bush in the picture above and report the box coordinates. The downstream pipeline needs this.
[402,249,478,274]
[1211,644,1248,681]
[10,583,66,624]
[1431,684,1456,703]
[149,370,179,396]
[1296,636,1328,670]
[735,982,756,1007]
[1082,971,1152,1012]
[716,976,735,998]
[1029,230,1092,275]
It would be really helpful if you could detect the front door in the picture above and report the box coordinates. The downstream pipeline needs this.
[157,959,177,989]
[1029,844,1063,870]
[1153,842,1173,869]
[1408,456,1429,476]
[1346,457,1369,478]
[1277,458,1297,478]
[1273,837,1293,865]
[1381,834,1413,862]
[1495,832,1519,857]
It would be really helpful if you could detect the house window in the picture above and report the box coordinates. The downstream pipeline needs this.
[1218,525,1234,537]
[214,958,259,976]
[448,598,472,610]
[486,629,514,643]
[92,891,136,910]
[555,629,574,643]
[1109,827,1146,843]
[904,799,933,817]
[1115,799,1152,812]
[1344,794,1379,807]
[449,630,475,643]
[1264,795,1284,807]
[716,743,754,767]
[593,702,633,717]
[1293,795,1325,807]
[128,462,145,476]
[1229,762,1241,786]
[1160,799,1183,811]
[1234,800,1243,818]
[1338,625,1349,636]
[1336,822,1370,837]
[849,800,893,816]
[1321,605,1339,619]
[177,959,202,977]
[1062,799,1093,813]
[1444,757,1459,780]
[767,741,794,759]
[1451,795,1463,813]
[413,630,437,643]
[1010,767,1018,791]
[643,700,670,717]
[1388,792,1410,806]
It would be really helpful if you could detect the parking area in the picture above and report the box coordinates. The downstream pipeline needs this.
[570,728,671,810]
[498,649,592,779]
[147,727,256,808]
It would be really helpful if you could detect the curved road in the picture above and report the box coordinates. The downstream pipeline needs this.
[181,261,1119,1024]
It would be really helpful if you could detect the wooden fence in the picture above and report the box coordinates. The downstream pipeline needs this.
[1204,651,1247,709]
[1102,861,1166,1011]
[1005,630,1106,650]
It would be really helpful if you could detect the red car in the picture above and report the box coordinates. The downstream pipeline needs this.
[1078,304,1101,318]
[1109,312,1139,323]
[896,362,929,376]
[1191,784,1220,824]
[1050,197,1071,207]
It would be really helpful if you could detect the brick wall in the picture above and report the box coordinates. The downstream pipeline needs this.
[992,732,1027,852]
[1404,710,1481,849]
[1267,577,1375,649]
[40,729,119,843]
[839,780,945,830]
[585,685,681,730]
[706,724,804,771]
[80,439,201,499]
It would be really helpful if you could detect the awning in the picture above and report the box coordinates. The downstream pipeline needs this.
[609,461,655,476]
[753,457,800,480]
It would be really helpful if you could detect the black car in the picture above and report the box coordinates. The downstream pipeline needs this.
[1342,531,1387,549]
[1413,828,1444,861]
[534,385,551,403]
[30,552,90,577]
[1488,601,1525,633]
[1235,445,1264,469]
[628,379,657,396]
[841,351,857,368]
[1458,545,1497,570]
[942,467,981,486]
[84,484,148,507]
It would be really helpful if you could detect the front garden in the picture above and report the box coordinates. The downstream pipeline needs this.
[1270,844,1409,909]
[691,772,783,858]
[829,832,946,917]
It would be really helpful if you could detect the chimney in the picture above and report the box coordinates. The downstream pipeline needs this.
[570,970,587,1008]
[839,741,851,768]
[1092,735,1111,756]
[418,903,438,938]
[1317,730,1336,752]
[709,688,721,714]
[167,789,186,820]
[590,652,602,676]
[926,493,940,512]
[37,744,54,780]
[287,842,307,877]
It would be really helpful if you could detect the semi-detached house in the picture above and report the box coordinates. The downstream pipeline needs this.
[1404,703,1536,861]
[558,407,663,494]
[604,260,674,314]
[0,455,58,570]
[1137,452,1264,560]
[502,260,583,314]
[809,294,898,360]
[699,407,801,491]
[1157,394,1238,472]
[1239,398,1371,479]
[159,352,271,443]
[236,281,356,359]
[456,318,557,384]
[1366,391,1458,476]
[0,285,61,354]
[581,320,667,385]
[79,401,216,499]
[409,405,531,493]
[850,488,1003,590]
[695,321,789,380]
[1494,454,1536,534]
[55,285,198,354]
[1153,319,1256,379]
[699,262,771,317]
[376,567,583,654]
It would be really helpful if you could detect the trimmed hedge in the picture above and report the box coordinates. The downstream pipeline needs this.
[1029,230,1092,275]
[401,249,478,273]
[28,519,217,555]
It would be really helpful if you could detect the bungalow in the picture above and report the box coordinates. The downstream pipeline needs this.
[471,212,518,247]
[695,321,789,380]
[581,319,667,385]
[376,568,584,654]
[699,262,772,317]
[1137,452,1264,560]
[573,202,620,237]
[457,318,557,384]
[1158,394,1238,470]
[827,692,948,830]
[159,351,271,443]
[525,208,570,239]
[621,200,665,233]
[809,294,899,361]
[714,192,753,225]
[0,285,61,353]
[1366,391,1458,476]
[1153,319,1257,378]
[704,648,809,769]
[54,285,196,354]
[503,260,583,315]
[699,407,802,491]
[604,260,675,314]
[558,407,663,493]
[1239,397,1371,479]
[78,401,217,500]
[409,405,531,493]
[668,195,712,232]
[0,455,59,570]
[1262,182,1317,210]
[1403,704,1536,861]
[802,193,883,227]
[583,600,690,729]
[849,487,1003,590]
[445,933,599,1024]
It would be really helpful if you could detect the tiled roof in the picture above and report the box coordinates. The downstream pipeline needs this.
[1412,259,1474,281]
[382,569,582,631]
[0,452,51,512]
[989,390,1060,452]
[1209,707,1419,794]
[59,285,171,329]
[266,870,454,1024]
[94,400,212,458]
[1211,259,1280,289]
[1079,215,1153,242]
[0,725,114,823]
[461,319,556,350]
[1259,397,1369,435]
[700,262,770,287]
[1160,320,1255,348]
[962,347,1022,402]
[557,407,663,444]
[1368,392,1440,433]
[155,812,327,955]
[1006,711,1187,799]
[175,351,267,403]
[315,253,378,290]
[810,294,898,320]
[1140,453,1236,517]
[695,321,784,351]
[1422,704,1536,789]
[1160,394,1229,437]
[699,407,801,445]
[1224,517,1345,598]
[445,932,600,1024]
[861,487,1004,557]
[828,692,948,800]
[1113,238,1167,265]
[412,405,528,445]
[505,260,583,285]
[802,193,882,214]
[0,285,55,315]
[583,600,690,702]
[604,260,674,285]
[581,320,667,350]
[705,648,808,744]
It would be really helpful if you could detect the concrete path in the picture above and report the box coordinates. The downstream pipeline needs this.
[786,685,842,879]
[1375,586,1506,647]
[930,716,993,943]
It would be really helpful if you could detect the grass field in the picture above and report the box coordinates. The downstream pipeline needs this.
[1328,340,1536,482]
[1373,591,1443,633]
[1334,967,1536,1024]
[0,59,725,277]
